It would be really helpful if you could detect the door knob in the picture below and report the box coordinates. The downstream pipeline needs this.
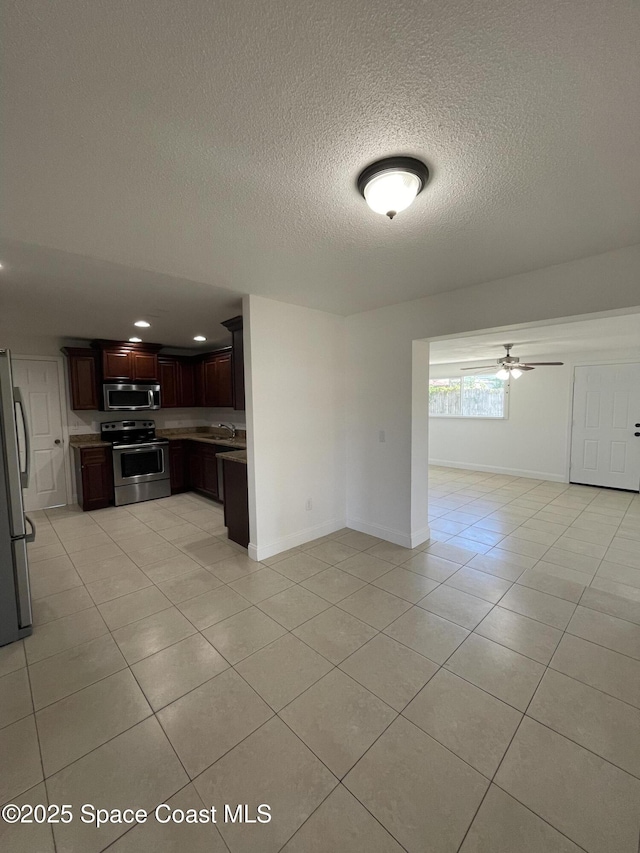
[54,439,62,445]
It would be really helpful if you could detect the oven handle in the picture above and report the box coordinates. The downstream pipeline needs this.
[113,442,169,452]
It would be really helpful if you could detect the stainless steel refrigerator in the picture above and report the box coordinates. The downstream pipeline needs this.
[0,349,35,645]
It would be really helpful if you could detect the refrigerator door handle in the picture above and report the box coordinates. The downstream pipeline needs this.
[14,387,31,488]
[0,352,26,537]
[25,515,36,544]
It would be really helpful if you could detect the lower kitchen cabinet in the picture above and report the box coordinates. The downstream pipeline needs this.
[168,440,188,493]
[73,446,113,511]
[187,441,220,499]
[222,457,249,547]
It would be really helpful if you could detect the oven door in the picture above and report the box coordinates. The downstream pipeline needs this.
[113,443,167,487]
[103,384,161,411]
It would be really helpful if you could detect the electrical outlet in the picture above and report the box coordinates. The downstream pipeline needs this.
[305,498,312,511]
[379,430,386,443]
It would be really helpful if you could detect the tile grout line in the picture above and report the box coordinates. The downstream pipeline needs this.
[15,477,638,851]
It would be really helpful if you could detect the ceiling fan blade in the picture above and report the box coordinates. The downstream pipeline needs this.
[517,365,535,371]
[460,365,496,371]
[519,362,564,366]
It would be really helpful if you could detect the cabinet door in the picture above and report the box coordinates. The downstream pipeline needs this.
[232,328,245,411]
[203,360,218,407]
[169,441,186,493]
[159,359,179,408]
[201,447,219,497]
[213,352,233,408]
[188,444,204,491]
[80,448,113,510]
[132,352,158,381]
[103,350,132,381]
[179,361,196,407]
[67,352,99,410]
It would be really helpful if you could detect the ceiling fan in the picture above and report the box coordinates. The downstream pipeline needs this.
[460,344,564,380]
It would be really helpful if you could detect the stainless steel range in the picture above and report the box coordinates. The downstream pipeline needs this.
[101,420,170,506]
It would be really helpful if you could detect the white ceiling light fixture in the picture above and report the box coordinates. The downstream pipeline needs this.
[129,337,142,343]
[134,320,151,328]
[193,335,207,342]
[357,157,430,219]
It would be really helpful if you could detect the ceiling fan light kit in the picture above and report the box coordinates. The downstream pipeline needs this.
[357,156,429,219]
[461,344,564,379]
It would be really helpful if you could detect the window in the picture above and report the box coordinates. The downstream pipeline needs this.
[429,374,508,418]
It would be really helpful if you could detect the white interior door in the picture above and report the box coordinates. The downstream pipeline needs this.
[12,358,68,510]
[570,363,640,491]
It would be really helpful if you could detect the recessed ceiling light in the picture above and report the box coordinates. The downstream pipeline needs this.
[129,337,142,343]
[357,156,429,219]
[193,335,207,342]
[0,263,4,269]
[134,320,151,328]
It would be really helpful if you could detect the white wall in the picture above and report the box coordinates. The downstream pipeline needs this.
[428,357,572,481]
[244,294,346,560]
[429,348,640,481]
[345,244,640,547]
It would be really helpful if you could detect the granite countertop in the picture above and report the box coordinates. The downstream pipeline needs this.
[163,431,246,449]
[69,436,112,449]
[69,428,246,450]
[216,449,247,464]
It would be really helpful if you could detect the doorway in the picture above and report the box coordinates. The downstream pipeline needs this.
[12,356,69,510]
[570,363,640,491]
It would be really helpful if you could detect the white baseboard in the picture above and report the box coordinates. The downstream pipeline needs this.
[409,524,432,550]
[248,517,346,562]
[346,516,430,550]
[428,459,567,483]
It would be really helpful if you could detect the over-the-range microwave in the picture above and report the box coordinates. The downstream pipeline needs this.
[103,383,161,411]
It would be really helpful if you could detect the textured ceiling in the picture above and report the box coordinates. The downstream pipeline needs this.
[429,313,640,364]
[1,0,640,327]
[0,241,240,350]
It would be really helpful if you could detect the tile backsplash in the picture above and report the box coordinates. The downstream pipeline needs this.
[67,408,246,434]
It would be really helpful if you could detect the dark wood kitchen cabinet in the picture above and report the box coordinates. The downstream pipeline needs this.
[199,349,233,408]
[168,440,187,493]
[158,357,180,408]
[187,441,221,499]
[62,348,100,410]
[222,457,249,547]
[160,357,197,408]
[178,359,196,407]
[96,341,161,382]
[73,446,113,511]
[102,349,159,382]
[221,315,245,411]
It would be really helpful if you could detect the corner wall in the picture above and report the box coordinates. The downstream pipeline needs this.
[244,294,346,560]
[345,244,640,546]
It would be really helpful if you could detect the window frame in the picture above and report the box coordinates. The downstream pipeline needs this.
[428,373,510,420]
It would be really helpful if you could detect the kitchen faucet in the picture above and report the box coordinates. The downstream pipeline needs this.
[214,422,236,439]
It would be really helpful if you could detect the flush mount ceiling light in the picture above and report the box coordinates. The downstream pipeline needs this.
[134,320,151,328]
[193,335,207,342]
[357,156,429,219]
[129,337,142,343]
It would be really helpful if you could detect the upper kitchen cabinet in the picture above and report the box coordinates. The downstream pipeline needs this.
[96,341,161,382]
[158,357,179,407]
[221,315,245,410]
[199,349,233,408]
[61,347,100,410]
[158,356,196,408]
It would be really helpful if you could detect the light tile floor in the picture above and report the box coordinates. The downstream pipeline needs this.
[1,469,640,852]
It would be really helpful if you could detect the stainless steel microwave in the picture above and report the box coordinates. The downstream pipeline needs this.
[103,384,161,411]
